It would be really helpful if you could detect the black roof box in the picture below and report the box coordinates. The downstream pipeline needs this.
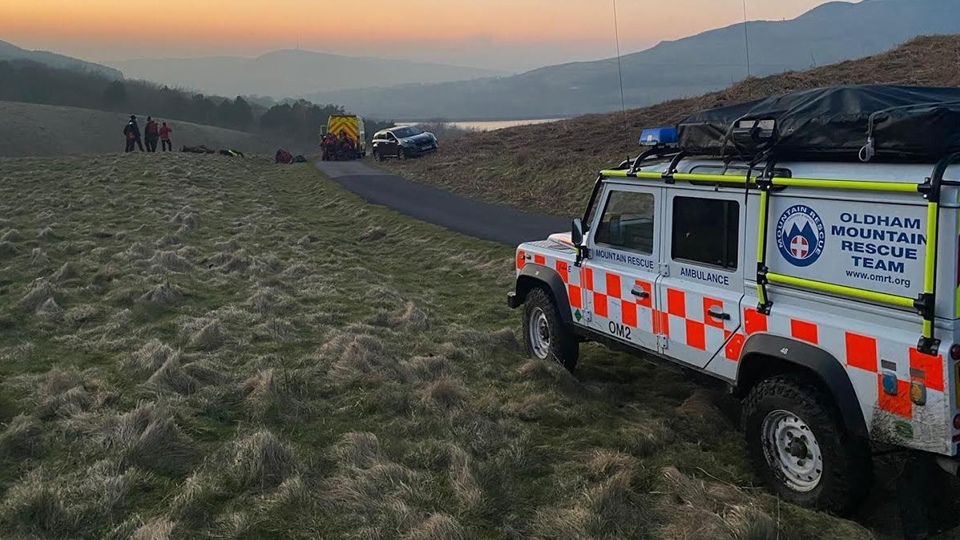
[676,85,960,163]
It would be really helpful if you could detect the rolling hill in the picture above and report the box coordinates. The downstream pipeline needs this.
[108,50,507,98]
[311,0,960,120]
[0,102,277,157]
[0,39,122,80]
[384,35,960,219]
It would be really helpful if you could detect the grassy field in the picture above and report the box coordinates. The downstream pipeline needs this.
[382,36,960,220]
[0,102,281,158]
[0,153,880,539]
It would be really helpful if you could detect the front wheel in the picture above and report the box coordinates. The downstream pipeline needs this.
[373,150,383,162]
[397,148,407,160]
[522,288,578,371]
[743,375,872,515]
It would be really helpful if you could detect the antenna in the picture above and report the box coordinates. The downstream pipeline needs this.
[742,0,752,77]
[613,0,626,118]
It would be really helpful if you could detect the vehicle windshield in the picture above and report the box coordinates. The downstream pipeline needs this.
[391,126,423,138]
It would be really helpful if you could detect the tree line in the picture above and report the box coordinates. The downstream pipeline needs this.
[0,59,391,143]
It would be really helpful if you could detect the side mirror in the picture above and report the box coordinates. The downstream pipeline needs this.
[572,218,584,246]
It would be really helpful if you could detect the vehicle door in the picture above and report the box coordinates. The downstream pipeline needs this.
[581,182,663,353]
[656,188,745,369]
[383,132,400,156]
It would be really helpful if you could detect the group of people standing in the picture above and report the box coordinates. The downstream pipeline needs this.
[123,115,173,153]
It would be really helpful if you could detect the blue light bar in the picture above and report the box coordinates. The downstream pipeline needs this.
[639,127,678,146]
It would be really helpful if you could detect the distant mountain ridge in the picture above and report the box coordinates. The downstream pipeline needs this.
[305,0,960,120]
[0,39,122,79]
[107,50,508,97]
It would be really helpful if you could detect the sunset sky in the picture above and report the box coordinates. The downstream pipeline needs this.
[3,0,853,71]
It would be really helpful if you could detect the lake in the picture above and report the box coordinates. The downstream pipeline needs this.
[396,118,564,132]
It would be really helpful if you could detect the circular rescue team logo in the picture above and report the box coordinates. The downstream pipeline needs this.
[776,205,825,267]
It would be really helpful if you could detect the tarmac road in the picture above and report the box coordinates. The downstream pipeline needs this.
[315,160,569,246]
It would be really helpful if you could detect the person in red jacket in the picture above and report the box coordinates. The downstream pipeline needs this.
[159,122,173,152]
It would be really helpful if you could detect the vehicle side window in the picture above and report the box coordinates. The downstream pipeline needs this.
[593,190,655,254]
[387,133,396,141]
[671,197,739,270]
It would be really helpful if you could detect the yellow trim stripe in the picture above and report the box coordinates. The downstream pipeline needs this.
[766,272,916,309]
[756,189,769,307]
[599,170,920,193]
[923,201,939,338]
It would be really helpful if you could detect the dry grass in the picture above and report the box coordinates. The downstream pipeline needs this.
[0,153,891,539]
[384,35,960,218]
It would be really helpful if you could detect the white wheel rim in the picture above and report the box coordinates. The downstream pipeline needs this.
[528,308,551,360]
[761,409,823,492]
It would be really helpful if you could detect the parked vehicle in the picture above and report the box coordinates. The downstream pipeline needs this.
[322,115,366,160]
[507,85,960,533]
[371,126,438,161]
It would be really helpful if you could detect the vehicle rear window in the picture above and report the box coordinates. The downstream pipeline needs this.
[671,197,739,270]
[594,190,655,254]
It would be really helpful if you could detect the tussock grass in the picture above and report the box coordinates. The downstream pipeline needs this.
[0,414,44,458]
[132,517,176,540]
[0,155,887,539]
[21,279,58,311]
[1,228,22,242]
[102,402,198,475]
[36,297,64,322]
[52,261,79,283]
[29,246,49,266]
[359,226,387,242]
[37,226,57,241]
[182,318,226,351]
[140,281,185,306]
[404,514,467,540]
[129,339,181,374]
[150,250,193,273]
[229,430,300,492]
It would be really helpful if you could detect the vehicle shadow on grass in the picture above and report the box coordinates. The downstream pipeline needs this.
[570,343,960,540]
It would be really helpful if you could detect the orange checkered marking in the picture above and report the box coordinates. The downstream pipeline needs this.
[656,311,670,337]
[593,292,608,318]
[686,319,706,350]
[568,285,582,309]
[606,274,622,300]
[725,333,745,361]
[555,260,569,283]
[584,267,594,291]
[744,308,767,335]
[844,332,878,372]
[878,375,912,419]
[790,319,819,345]
[622,301,637,328]
[534,254,546,266]
[909,348,944,392]
[667,289,686,318]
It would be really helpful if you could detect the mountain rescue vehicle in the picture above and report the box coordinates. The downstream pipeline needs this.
[507,86,960,528]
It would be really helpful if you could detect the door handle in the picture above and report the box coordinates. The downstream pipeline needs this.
[707,309,731,321]
[631,287,650,299]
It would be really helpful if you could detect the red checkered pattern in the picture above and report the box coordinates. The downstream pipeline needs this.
[517,244,954,455]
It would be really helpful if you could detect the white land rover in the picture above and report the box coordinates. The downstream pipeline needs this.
[508,86,960,527]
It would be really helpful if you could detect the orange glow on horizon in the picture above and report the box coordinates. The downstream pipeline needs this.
[2,0,848,62]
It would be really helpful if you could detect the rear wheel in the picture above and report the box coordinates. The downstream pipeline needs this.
[743,375,872,515]
[523,288,578,371]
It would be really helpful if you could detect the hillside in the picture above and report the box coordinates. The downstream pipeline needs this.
[0,153,881,539]
[108,50,507,99]
[384,35,960,219]
[311,0,960,120]
[0,102,278,157]
[0,39,122,80]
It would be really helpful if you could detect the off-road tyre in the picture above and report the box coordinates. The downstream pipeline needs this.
[523,288,579,372]
[742,375,872,516]
[373,150,383,162]
[397,148,407,160]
